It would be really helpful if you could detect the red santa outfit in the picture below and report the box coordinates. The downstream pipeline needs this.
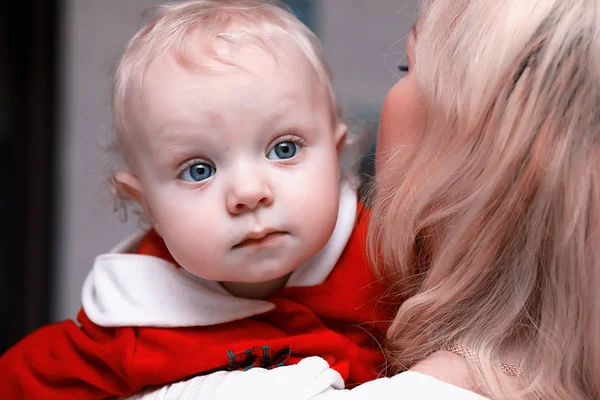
[0,185,392,400]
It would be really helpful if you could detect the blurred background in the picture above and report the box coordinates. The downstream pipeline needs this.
[0,0,416,353]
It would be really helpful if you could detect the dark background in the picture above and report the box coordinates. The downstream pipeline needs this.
[0,0,61,353]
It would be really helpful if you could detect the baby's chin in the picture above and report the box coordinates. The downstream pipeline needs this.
[178,257,298,283]
[219,272,293,299]
[223,261,299,284]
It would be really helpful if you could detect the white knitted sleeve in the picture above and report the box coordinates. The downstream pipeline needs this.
[123,356,344,400]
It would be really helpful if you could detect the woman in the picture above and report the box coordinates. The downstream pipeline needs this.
[133,0,599,398]
[368,0,599,398]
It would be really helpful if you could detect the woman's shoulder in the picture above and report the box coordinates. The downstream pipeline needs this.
[391,371,488,399]
[122,357,489,400]
[320,371,488,400]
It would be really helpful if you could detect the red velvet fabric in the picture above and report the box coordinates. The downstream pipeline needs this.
[0,204,392,399]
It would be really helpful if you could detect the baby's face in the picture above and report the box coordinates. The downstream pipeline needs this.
[122,45,344,283]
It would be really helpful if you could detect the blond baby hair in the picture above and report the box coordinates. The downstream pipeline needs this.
[112,0,340,153]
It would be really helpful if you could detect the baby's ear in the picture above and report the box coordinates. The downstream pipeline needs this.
[334,123,348,156]
[113,171,151,218]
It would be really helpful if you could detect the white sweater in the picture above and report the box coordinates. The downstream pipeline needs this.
[127,357,488,400]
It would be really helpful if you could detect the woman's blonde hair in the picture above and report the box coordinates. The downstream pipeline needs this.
[370,0,599,398]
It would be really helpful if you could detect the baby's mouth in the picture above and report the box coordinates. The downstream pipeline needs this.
[232,231,288,250]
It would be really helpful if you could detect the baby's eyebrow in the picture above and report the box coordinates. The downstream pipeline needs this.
[150,129,207,163]
[156,144,199,168]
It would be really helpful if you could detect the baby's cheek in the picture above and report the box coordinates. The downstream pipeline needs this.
[151,197,224,258]
[292,172,339,248]
[160,219,225,274]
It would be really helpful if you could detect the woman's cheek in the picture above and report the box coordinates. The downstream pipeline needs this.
[376,76,421,174]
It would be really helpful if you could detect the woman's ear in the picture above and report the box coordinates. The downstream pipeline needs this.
[334,123,348,156]
[113,171,153,220]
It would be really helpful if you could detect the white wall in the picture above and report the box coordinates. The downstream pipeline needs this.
[54,0,417,321]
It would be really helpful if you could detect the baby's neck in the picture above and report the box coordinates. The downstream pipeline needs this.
[221,273,291,300]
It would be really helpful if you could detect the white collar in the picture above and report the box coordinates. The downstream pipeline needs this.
[82,183,358,327]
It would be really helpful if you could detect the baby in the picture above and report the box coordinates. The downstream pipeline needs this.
[0,1,390,398]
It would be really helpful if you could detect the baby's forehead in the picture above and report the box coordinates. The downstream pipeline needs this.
[138,44,317,113]
[122,44,330,154]
[148,38,300,83]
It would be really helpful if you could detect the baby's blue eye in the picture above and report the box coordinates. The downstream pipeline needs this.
[267,141,300,160]
[180,162,215,182]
